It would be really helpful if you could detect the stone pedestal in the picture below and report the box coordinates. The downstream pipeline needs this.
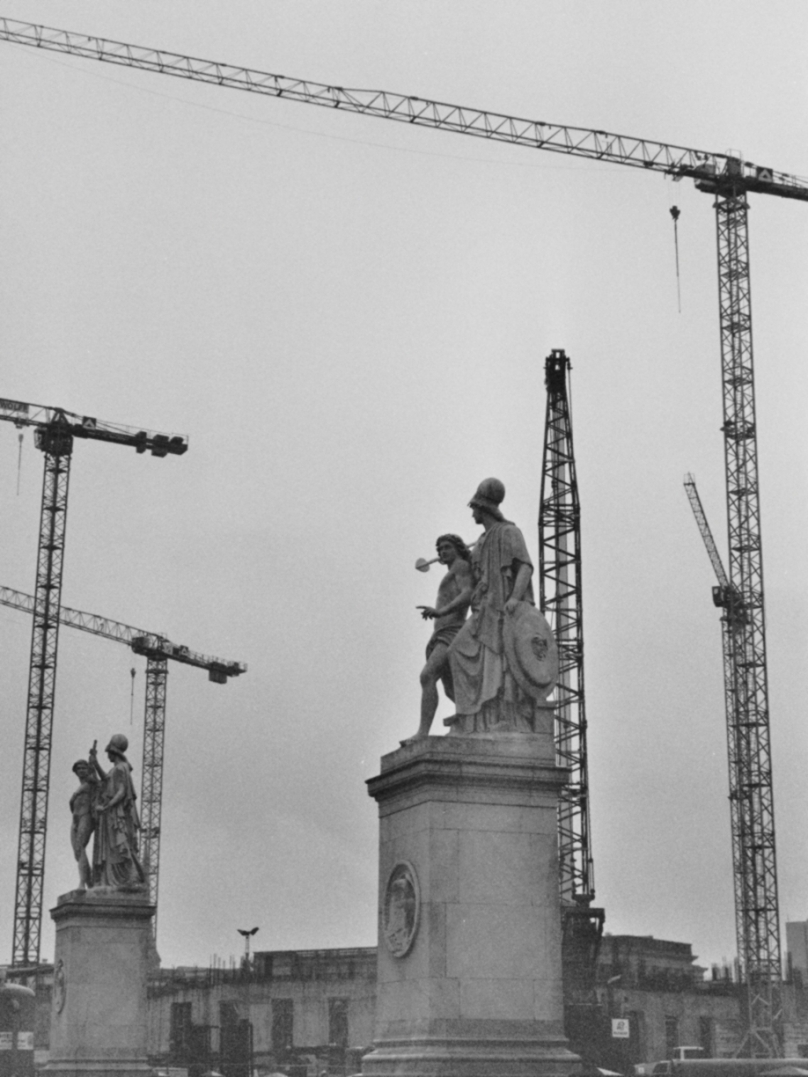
[45,889,155,1077]
[363,732,579,1077]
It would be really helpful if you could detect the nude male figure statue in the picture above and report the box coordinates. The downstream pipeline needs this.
[405,533,472,742]
[69,757,97,890]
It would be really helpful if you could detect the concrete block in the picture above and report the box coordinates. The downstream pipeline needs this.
[45,889,154,1077]
[365,734,579,1077]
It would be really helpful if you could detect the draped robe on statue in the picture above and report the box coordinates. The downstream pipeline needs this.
[93,757,145,889]
[447,519,539,733]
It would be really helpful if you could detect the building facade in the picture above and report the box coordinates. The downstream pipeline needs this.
[144,936,774,1076]
[11,933,808,1075]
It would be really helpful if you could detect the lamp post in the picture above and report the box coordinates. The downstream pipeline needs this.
[237,928,259,1077]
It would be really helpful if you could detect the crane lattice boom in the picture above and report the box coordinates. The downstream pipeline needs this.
[1,17,808,203]
[540,350,605,1035]
[684,475,730,590]
[0,397,188,457]
[539,350,593,906]
[0,586,246,681]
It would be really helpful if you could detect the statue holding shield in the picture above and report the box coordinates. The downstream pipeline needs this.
[445,478,558,734]
[90,734,146,890]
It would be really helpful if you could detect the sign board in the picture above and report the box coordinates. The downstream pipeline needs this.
[612,1018,630,1039]
[0,1030,34,1050]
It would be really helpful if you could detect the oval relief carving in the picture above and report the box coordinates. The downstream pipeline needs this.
[382,861,420,958]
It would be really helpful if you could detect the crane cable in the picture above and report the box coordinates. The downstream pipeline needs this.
[16,429,23,494]
[670,205,682,313]
[129,667,136,724]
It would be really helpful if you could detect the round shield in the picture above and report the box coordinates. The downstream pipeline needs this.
[503,602,559,701]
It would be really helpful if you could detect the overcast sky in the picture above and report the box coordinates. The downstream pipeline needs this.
[1,1,807,974]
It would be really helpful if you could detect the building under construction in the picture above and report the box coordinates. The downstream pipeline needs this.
[11,932,808,1077]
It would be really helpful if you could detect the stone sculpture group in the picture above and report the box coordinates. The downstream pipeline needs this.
[411,476,558,739]
[69,733,145,892]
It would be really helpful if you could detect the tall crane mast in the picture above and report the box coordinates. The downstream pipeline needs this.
[684,475,779,1055]
[0,585,246,938]
[539,350,594,907]
[0,398,187,968]
[2,19,806,1050]
[539,349,604,1041]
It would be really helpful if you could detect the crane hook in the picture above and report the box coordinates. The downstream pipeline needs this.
[670,205,682,313]
[15,428,24,495]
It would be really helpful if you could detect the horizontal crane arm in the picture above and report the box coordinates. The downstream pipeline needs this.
[2,17,807,201]
[0,396,188,456]
[0,585,246,680]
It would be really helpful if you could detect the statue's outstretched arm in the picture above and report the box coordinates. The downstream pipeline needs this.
[89,742,108,782]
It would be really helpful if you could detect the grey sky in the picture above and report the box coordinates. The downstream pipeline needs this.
[1,1,807,972]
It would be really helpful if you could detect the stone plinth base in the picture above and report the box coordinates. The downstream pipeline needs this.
[45,888,155,1077]
[363,734,579,1077]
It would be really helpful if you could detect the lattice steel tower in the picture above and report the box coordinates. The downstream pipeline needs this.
[539,350,594,908]
[539,350,603,1038]
[14,418,73,972]
[686,460,782,1057]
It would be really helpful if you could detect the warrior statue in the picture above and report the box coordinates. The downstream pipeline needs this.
[90,734,146,890]
[445,478,558,734]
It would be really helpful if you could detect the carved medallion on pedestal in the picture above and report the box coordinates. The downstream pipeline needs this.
[53,959,66,1014]
[382,861,420,958]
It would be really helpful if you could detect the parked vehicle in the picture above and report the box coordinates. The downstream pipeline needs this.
[645,1059,808,1077]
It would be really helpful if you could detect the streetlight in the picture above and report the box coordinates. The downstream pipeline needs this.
[237,928,259,1077]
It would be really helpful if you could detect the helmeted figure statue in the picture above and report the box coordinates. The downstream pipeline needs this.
[90,734,145,890]
[446,478,558,733]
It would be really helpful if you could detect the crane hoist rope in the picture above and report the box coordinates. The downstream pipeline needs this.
[669,205,682,313]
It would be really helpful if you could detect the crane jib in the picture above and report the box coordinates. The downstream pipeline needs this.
[0,396,189,454]
[1,16,808,201]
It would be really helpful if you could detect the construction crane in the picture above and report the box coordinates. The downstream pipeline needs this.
[1,19,805,1051]
[539,350,604,1047]
[0,397,187,968]
[683,475,780,1050]
[540,350,594,908]
[0,584,246,939]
